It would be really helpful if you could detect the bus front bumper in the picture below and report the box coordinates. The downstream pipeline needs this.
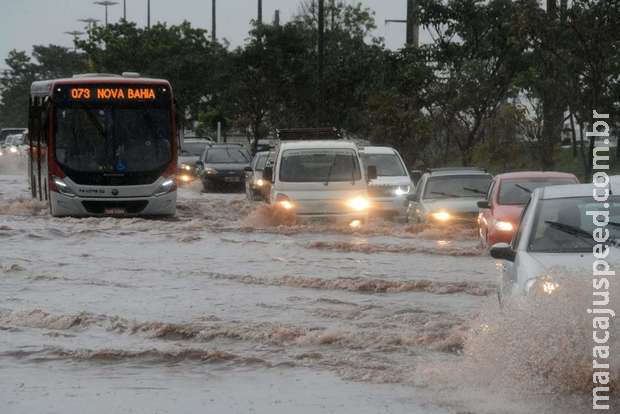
[50,191,177,217]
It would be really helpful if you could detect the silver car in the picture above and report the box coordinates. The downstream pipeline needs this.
[491,180,620,302]
[407,168,492,225]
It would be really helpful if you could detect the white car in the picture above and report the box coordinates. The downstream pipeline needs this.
[491,180,620,302]
[264,140,376,225]
[359,146,412,220]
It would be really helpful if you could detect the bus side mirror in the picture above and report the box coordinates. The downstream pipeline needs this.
[477,200,490,209]
[263,166,273,182]
[367,165,377,181]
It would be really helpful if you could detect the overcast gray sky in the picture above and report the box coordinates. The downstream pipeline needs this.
[0,0,416,68]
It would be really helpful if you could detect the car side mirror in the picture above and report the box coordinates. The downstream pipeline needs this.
[367,165,377,181]
[244,166,253,173]
[490,243,516,262]
[195,160,204,170]
[477,200,490,209]
[263,166,273,182]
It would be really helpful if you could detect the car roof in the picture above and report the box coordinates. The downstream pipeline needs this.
[496,171,577,180]
[279,140,358,150]
[428,168,491,177]
[538,177,620,199]
[359,146,397,155]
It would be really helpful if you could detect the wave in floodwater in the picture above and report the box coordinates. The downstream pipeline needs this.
[412,274,619,413]
[208,273,495,297]
[0,197,47,217]
[306,240,483,256]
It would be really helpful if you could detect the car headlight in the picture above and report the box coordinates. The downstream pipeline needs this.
[255,178,265,187]
[526,276,560,296]
[178,174,192,183]
[52,176,76,197]
[431,211,451,222]
[495,221,514,232]
[394,186,411,196]
[204,167,218,175]
[9,146,18,153]
[181,164,192,171]
[153,177,176,197]
[0,150,4,156]
[274,194,295,210]
[346,197,370,212]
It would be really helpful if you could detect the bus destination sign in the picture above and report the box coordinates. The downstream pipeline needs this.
[69,86,158,101]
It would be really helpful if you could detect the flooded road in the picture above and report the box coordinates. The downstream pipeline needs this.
[0,170,615,413]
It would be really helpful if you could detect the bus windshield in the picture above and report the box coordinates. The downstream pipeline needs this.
[55,106,171,173]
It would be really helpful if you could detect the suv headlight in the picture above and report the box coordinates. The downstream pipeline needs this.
[394,186,411,196]
[153,177,176,197]
[52,176,76,197]
[346,196,370,212]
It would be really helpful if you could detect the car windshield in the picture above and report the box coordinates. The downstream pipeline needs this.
[424,175,492,199]
[529,196,620,253]
[499,178,576,205]
[280,149,361,182]
[205,147,250,164]
[362,153,406,177]
[181,142,207,156]
[55,107,171,173]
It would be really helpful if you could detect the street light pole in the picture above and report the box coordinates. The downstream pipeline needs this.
[123,0,126,20]
[64,30,85,52]
[147,0,151,29]
[94,1,118,27]
[78,18,100,30]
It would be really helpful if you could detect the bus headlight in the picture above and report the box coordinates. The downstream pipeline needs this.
[346,197,370,212]
[153,177,176,197]
[431,211,451,222]
[52,176,76,197]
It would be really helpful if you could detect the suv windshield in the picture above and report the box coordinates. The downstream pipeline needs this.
[424,175,491,199]
[529,196,620,253]
[55,107,171,173]
[181,142,207,156]
[205,147,250,164]
[280,149,361,182]
[362,153,406,177]
[499,178,576,205]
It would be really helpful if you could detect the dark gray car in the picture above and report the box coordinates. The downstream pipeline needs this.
[197,144,251,192]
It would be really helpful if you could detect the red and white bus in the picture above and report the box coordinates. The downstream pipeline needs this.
[28,73,177,216]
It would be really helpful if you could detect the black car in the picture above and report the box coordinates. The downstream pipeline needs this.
[197,144,251,192]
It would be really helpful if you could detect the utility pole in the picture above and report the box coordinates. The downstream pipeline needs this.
[385,0,419,47]
[147,0,151,28]
[123,0,126,20]
[317,0,325,127]
[258,0,262,25]
[94,1,118,27]
[406,0,419,47]
[211,0,216,42]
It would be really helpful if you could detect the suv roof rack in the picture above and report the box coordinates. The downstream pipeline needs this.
[276,127,342,141]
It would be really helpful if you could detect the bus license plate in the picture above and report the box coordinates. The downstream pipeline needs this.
[105,208,126,215]
[225,177,240,183]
